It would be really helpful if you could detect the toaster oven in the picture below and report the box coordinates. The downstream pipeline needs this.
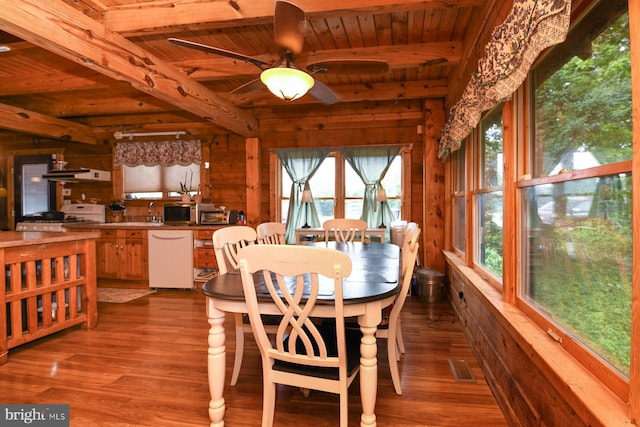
[197,205,238,225]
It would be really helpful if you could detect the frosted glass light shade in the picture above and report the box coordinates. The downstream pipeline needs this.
[260,67,315,101]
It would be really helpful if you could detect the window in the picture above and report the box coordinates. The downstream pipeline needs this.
[451,140,466,253]
[280,150,404,226]
[522,8,631,392]
[474,105,504,280]
[124,164,200,200]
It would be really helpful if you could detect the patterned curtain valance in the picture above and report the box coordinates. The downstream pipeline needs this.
[114,140,201,167]
[438,0,571,160]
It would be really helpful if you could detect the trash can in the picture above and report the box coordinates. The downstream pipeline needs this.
[390,221,407,247]
[415,268,446,303]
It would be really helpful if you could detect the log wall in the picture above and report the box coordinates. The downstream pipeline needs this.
[444,252,631,427]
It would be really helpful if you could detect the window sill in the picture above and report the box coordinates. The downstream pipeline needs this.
[443,251,632,426]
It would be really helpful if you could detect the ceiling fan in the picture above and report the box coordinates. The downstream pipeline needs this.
[168,0,389,104]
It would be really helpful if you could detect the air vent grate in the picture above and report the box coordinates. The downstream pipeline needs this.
[448,359,477,383]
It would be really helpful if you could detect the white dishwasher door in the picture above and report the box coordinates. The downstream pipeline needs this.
[148,229,194,289]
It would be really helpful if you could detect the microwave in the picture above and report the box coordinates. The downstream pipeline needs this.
[163,203,196,225]
[197,204,238,225]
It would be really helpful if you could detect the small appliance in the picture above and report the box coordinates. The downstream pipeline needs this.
[163,203,196,225]
[197,205,238,225]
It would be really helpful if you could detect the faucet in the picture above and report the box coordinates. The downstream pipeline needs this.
[147,201,154,214]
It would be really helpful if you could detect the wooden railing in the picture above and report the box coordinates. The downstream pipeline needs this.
[1,237,97,364]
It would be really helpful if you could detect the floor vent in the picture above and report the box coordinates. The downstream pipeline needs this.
[448,359,477,383]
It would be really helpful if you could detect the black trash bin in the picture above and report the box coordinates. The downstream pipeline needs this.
[415,268,445,303]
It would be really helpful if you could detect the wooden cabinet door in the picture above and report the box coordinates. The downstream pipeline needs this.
[120,236,148,280]
[95,229,148,281]
[96,237,119,279]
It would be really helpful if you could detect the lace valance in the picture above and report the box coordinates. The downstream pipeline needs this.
[114,139,201,167]
[438,0,571,160]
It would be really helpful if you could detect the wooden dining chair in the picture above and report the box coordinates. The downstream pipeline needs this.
[322,218,367,242]
[256,222,287,245]
[376,223,420,395]
[212,225,258,386]
[387,221,420,358]
[237,244,360,427]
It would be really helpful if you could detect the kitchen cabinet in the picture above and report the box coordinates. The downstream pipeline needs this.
[72,225,223,284]
[193,229,218,282]
[77,228,148,281]
[104,229,148,280]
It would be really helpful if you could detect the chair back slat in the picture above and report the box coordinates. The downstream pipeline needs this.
[257,222,287,245]
[238,245,352,368]
[322,218,367,242]
[212,226,257,274]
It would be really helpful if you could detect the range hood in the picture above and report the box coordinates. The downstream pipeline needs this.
[43,168,111,182]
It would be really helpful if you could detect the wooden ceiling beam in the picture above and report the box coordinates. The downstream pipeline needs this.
[105,0,485,36]
[0,0,259,137]
[5,79,447,118]
[229,80,448,107]
[0,103,97,144]
[0,42,460,97]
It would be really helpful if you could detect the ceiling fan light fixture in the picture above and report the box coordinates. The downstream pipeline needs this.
[260,67,314,101]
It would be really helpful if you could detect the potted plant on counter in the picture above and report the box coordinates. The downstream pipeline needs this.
[108,200,126,222]
[179,170,194,203]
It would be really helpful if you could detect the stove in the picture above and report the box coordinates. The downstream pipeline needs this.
[16,203,106,232]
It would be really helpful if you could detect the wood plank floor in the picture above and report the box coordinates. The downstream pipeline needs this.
[1,287,508,427]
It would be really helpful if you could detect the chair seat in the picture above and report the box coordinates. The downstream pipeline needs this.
[275,326,361,380]
[242,313,282,325]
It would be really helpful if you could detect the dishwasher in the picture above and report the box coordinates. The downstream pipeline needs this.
[148,229,194,289]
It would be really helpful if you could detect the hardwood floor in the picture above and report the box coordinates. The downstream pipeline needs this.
[1,287,508,427]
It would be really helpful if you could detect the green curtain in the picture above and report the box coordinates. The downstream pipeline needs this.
[341,146,401,235]
[277,148,331,243]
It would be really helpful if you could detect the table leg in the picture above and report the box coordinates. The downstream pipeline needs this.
[358,304,383,427]
[206,298,227,427]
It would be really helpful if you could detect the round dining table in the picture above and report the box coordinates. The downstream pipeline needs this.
[201,241,401,427]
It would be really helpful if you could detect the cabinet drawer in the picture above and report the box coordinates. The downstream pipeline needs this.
[121,230,145,239]
[194,229,214,240]
[194,248,217,268]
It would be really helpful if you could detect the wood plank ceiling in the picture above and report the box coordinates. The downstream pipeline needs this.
[0,0,495,145]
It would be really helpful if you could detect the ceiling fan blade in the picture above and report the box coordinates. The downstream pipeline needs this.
[230,78,265,95]
[168,38,268,70]
[307,60,390,75]
[274,0,306,55]
[308,79,339,105]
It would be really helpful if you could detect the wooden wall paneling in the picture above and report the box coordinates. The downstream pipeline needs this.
[446,253,631,427]
[422,99,445,272]
[208,134,246,212]
[200,141,211,201]
[245,138,260,226]
[266,152,279,222]
[448,263,585,427]
[62,153,113,206]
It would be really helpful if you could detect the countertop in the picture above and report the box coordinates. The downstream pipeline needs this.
[64,222,230,231]
[0,231,100,248]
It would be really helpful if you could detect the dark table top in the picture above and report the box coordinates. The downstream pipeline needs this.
[201,241,400,305]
